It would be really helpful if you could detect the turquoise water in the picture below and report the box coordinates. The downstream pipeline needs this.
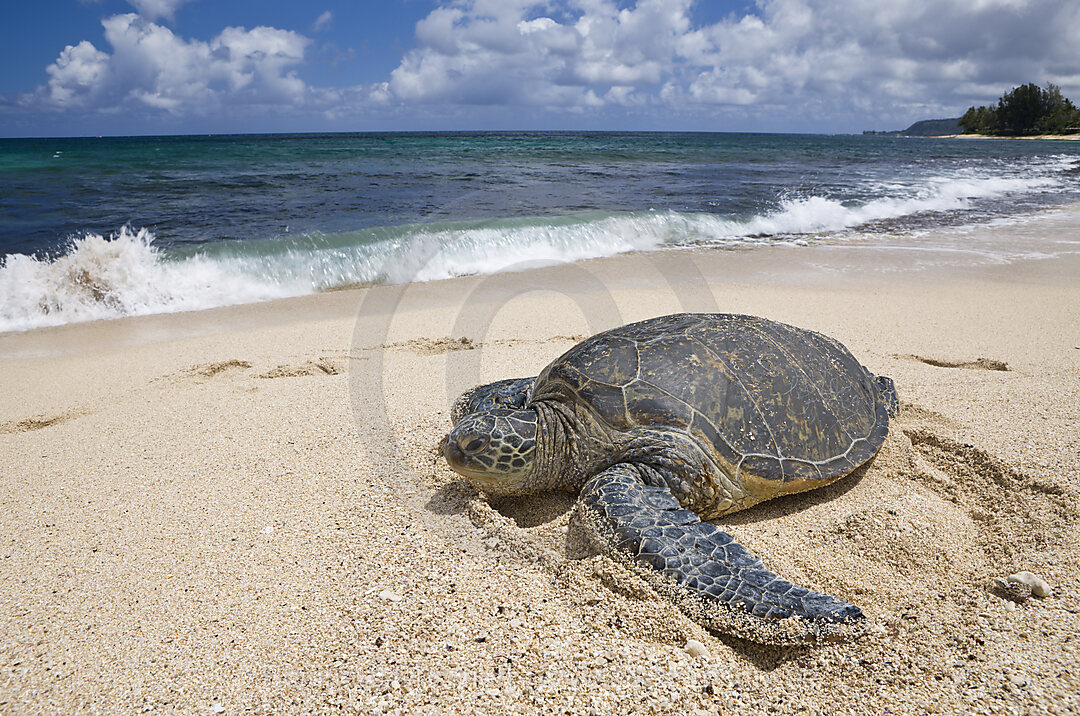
[1,131,1079,331]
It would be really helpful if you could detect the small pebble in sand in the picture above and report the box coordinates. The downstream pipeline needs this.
[683,639,712,661]
[1008,571,1052,598]
[261,526,273,535]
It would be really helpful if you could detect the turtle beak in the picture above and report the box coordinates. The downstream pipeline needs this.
[441,434,463,465]
[441,430,500,483]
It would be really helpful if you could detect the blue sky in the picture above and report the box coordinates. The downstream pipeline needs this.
[2,0,1078,137]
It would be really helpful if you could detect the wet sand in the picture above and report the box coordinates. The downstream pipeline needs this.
[2,211,1079,714]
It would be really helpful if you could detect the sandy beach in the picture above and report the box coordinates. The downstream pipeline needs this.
[935,133,1080,141]
[2,209,1079,714]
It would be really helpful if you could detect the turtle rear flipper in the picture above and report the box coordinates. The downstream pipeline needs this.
[874,375,900,418]
[574,464,866,645]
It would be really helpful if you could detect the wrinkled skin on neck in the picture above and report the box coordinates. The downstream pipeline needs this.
[442,401,610,495]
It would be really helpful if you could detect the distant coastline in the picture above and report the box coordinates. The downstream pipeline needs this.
[864,117,1080,140]
[862,118,962,137]
[935,132,1080,141]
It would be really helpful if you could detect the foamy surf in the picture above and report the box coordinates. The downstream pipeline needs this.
[0,228,296,333]
[736,166,1070,237]
[1,155,1075,334]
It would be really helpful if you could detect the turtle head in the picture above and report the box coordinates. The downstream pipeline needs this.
[442,408,538,493]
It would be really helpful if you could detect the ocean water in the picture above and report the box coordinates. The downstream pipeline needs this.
[2,131,1079,333]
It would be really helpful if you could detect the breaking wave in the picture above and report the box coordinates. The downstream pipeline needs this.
[0,228,296,333]
[1,160,1074,333]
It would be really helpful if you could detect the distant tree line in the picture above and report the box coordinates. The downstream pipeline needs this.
[959,83,1080,135]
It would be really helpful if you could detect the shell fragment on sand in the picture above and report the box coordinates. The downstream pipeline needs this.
[683,639,712,660]
[1008,571,1052,598]
[989,571,1053,602]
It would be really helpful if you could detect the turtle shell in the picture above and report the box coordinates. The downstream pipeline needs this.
[532,313,889,497]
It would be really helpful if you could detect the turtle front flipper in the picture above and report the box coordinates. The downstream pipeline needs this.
[451,377,535,424]
[574,464,866,645]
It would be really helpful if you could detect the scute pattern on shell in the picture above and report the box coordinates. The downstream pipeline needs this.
[535,313,889,488]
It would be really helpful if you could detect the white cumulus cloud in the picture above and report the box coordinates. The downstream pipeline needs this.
[20,0,1080,132]
[45,41,111,108]
[389,0,693,108]
[38,14,310,114]
[384,0,1080,127]
[126,0,192,22]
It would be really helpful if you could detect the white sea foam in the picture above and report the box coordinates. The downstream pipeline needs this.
[715,170,1066,239]
[381,213,676,283]
[1,159,1073,333]
[0,228,295,333]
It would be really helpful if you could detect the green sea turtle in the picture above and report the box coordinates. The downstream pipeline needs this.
[442,313,896,644]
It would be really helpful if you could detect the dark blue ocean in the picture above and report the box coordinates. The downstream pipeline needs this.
[2,131,1079,332]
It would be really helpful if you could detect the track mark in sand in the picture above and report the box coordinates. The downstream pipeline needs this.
[259,357,342,379]
[1,411,84,434]
[899,354,1009,371]
[388,334,586,356]
[190,360,252,378]
[392,337,479,355]
[902,418,1078,567]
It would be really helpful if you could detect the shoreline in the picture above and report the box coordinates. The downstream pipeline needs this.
[4,200,1080,353]
[2,215,1079,712]
[932,132,1080,141]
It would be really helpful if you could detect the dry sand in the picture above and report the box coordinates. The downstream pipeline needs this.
[2,209,1079,714]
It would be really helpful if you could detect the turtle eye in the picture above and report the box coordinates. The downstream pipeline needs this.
[462,437,487,453]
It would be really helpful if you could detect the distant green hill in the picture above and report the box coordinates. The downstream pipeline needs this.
[897,118,961,136]
[863,118,961,137]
